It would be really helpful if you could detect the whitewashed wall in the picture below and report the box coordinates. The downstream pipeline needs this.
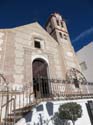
[15,99,92,125]
[77,42,93,82]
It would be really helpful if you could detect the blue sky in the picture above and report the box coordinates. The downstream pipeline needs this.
[0,0,93,51]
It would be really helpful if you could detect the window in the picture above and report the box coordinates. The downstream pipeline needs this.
[56,20,59,26]
[59,32,62,38]
[34,41,41,48]
[80,61,87,71]
[61,21,63,27]
[64,34,68,40]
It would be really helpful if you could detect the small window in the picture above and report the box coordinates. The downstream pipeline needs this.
[61,21,63,27]
[34,41,41,48]
[80,61,87,71]
[59,32,62,38]
[64,34,68,40]
[56,20,59,26]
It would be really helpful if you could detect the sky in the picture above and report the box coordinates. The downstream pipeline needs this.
[0,0,93,51]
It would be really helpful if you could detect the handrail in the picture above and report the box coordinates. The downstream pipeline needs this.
[1,97,16,125]
[1,98,15,108]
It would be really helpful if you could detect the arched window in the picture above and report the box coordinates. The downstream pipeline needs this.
[64,34,68,40]
[56,20,60,26]
[59,32,63,38]
[61,21,63,28]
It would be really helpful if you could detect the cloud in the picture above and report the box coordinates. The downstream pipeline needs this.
[72,27,93,43]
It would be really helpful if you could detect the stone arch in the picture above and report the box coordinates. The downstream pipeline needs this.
[32,55,49,65]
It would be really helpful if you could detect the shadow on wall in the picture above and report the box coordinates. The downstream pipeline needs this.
[46,102,53,116]
[23,102,54,124]
[24,111,33,123]
[36,104,44,112]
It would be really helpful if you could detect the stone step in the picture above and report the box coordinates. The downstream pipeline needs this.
[13,102,36,112]
[8,112,22,117]
[3,117,14,122]
[3,104,36,124]
[4,110,30,123]
[2,121,14,125]
[8,114,22,119]
[2,99,48,125]
[3,117,21,125]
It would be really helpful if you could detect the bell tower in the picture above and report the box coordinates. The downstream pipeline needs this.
[45,13,80,76]
[45,13,68,43]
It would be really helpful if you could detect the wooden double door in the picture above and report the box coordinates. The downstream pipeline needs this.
[32,59,49,98]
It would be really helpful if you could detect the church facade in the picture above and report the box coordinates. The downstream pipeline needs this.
[0,13,92,98]
[0,13,93,125]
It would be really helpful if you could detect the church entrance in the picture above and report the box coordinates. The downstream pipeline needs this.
[32,58,49,98]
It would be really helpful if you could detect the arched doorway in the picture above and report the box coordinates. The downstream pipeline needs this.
[32,58,49,98]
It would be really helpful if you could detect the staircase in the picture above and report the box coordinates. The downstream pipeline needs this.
[3,101,37,125]
[1,78,93,125]
[1,94,93,125]
[0,93,54,125]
